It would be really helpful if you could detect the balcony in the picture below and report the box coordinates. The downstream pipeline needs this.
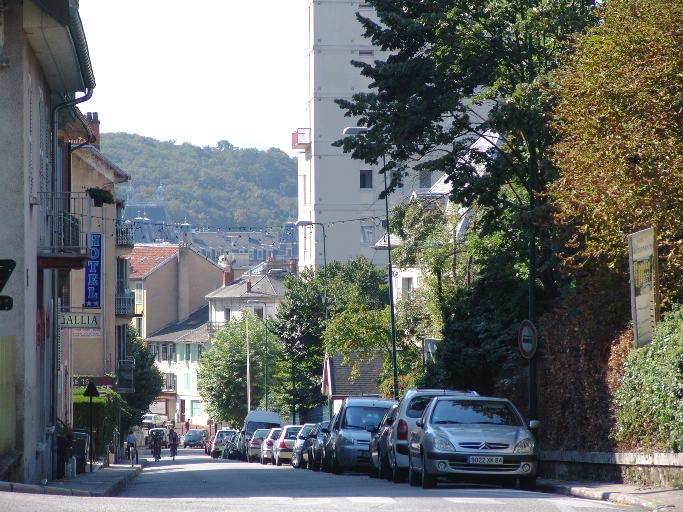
[292,128,311,150]
[115,293,135,316]
[207,321,227,333]
[116,221,135,247]
[38,192,90,270]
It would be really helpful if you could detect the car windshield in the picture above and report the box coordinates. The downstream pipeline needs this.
[298,425,314,438]
[186,429,201,436]
[431,400,521,426]
[268,429,282,439]
[341,406,387,430]
[252,429,271,439]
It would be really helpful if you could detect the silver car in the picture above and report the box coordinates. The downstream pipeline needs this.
[291,423,316,468]
[247,428,272,463]
[407,395,539,489]
[272,425,301,466]
[387,388,479,482]
[330,397,397,474]
[260,427,281,464]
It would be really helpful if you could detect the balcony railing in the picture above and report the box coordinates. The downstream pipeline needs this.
[292,128,311,150]
[116,221,135,247]
[38,192,91,268]
[115,293,135,316]
[207,321,227,333]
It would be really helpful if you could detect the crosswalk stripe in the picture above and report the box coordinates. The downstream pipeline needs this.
[443,497,505,504]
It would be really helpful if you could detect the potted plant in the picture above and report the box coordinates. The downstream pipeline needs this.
[86,187,115,207]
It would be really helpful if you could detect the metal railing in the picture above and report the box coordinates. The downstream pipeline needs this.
[207,321,227,333]
[38,192,90,256]
[115,293,135,316]
[115,222,135,247]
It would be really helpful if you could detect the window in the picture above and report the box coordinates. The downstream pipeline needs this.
[419,170,432,189]
[134,316,144,337]
[165,373,176,391]
[185,343,191,361]
[360,169,372,189]
[135,282,143,304]
[224,308,230,322]
[115,325,127,361]
[254,307,264,320]
[116,258,130,293]
[161,343,168,361]
[358,50,374,56]
[184,372,191,390]
[169,343,176,361]
[360,221,374,245]
[257,248,263,260]
[198,344,203,360]
[179,343,185,361]
[402,277,413,300]
[191,400,202,417]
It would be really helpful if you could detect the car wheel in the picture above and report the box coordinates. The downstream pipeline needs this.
[368,456,378,478]
[520,476,536,490]
[378,451,390,480]
[392,462,406,483]
[421,453,437,489]
[301,456,308,469]
[276,455,282,466]
[331,452,344,475]
[184,443,187,448]
[408,456,420,486]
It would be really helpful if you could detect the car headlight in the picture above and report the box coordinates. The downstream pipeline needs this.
[338,434,354,445]
[514,437,535,453]
[434,436,455,452]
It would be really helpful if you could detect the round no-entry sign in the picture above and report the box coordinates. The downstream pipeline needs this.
[518,320,537,359]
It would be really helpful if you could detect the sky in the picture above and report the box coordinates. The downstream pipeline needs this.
[78,0,309,156]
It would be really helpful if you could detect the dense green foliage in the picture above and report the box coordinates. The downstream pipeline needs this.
[198,314,279,426]
[73,388,126,456]
[614,306,683,452]
[100,133,297,229]
[123,326,163,434]
[549,0,683,310]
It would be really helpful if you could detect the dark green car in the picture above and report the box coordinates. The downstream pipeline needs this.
[183,429,209,448]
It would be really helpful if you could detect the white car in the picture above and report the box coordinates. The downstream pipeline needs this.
[141,413,164,428]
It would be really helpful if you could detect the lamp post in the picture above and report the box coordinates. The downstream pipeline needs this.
[239,307,251,412]
[342,126,399,399]
[247,299,269,410]
[295,220,327,320]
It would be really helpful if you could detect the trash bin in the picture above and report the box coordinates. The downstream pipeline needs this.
[72,432,89,474]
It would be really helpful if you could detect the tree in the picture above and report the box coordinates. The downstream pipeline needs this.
[197,314,276,426]
[549,0,683,311]
[120,325,163,434]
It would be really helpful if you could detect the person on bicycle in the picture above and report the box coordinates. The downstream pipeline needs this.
[168,428,179,458]
[150,431,161,461]
[125,430,136,457]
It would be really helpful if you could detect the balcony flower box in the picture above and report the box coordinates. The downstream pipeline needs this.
[86,187,115,207]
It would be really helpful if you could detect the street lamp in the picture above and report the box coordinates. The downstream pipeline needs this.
[295,220,327,320]
[247,299,269,410]
[342,126,399,399]
[239,307,252,412]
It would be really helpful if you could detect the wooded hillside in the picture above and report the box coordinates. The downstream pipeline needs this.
[100,133,298,229]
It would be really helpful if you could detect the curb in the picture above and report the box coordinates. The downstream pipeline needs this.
[538,482,672,511]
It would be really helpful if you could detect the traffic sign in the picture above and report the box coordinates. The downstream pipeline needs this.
[518,320,537,358]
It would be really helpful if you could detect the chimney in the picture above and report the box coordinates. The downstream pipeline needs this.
[222,269,234,286]
[86,111,101,149]
[265,257,278,273]
[246,281,252,292]
[289,259,297,275]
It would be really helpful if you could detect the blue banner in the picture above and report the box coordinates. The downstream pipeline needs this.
[84,233,102,308]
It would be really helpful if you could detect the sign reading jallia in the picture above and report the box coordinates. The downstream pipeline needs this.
[628,227,660,348]
[60,312,101,328]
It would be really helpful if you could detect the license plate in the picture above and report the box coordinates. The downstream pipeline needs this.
[360,451,370,458]
[468,456,503,464]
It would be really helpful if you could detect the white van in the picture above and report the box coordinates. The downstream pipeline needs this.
[238,410,281,460]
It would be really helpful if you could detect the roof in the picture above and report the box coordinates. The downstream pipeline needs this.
[205,271,289,301]
[121,204,173,244]
[322,354,384,397]
[190,231,282,251]
[145,305,210,343]
[127,245,179,279]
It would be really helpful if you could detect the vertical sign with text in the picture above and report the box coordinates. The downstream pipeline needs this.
[628,227,660,348]
[84,233,102,308]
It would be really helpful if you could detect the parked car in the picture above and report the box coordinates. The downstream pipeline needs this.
[304,421,328,471]
[183,428,209,448]
[211,429,237,458]
[260,428,282,465]
[329,397,397,474]
[320,414,338,472]
[407,395,539,489]
[272,424,302,466]
[246,428,272,462]
[205,434,215,455]
[387,388,479,483]
[238,410,281,461]
[291,423,316,468]
[369,403,398,479]
[148,427,167,447]
[141,413,164,428]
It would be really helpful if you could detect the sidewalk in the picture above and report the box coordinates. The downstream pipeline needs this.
[2,464,683,508]
[0,459,145,497]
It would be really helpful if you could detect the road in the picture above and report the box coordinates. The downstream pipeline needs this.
[0,448,646,511]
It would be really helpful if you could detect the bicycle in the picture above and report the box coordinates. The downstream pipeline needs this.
[170,443,178,461]
[128,443,138,466]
